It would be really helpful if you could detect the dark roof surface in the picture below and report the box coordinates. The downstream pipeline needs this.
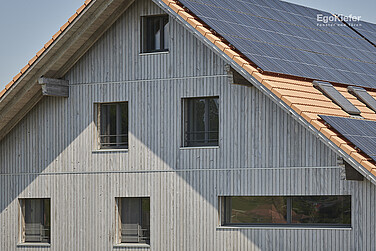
[178,0,376,88]
[320,115,376,162]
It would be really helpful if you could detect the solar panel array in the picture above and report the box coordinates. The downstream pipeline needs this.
[178,0,376,88]
[350,20,376,46]
[320,115,376,162]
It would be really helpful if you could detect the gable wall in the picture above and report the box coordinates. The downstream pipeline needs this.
[1,0,374,250]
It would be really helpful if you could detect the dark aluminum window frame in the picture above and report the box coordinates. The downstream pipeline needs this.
[142,15,169,53]
[220,196,351,228]
[98,102,128,149]
[182,96,219,147]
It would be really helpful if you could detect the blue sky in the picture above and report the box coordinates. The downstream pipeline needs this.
[0,0,375,90]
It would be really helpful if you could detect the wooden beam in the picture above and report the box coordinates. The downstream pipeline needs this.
[345,161,364,181]
[38,77,69,97]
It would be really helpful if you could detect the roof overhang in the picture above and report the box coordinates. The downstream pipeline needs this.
[0,0,134,141]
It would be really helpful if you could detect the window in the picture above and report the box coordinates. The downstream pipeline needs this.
[19,199,51,243]
[116,198,150,245]
[313,81,360,115]
[98,102,128,149]
[142,15,169,53]
[182,97,219,147]
[220,196,351,227]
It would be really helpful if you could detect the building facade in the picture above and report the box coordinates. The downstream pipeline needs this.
[1,0,376,250]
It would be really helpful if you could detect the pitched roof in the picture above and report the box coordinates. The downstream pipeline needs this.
[1,0,376,182]
[157,0,376,181]
[0,0,134,139]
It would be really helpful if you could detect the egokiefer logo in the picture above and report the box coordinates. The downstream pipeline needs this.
[317,14,362,27]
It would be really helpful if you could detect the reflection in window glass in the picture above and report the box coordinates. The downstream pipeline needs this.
[292,196,351,224]
[221,196,351,226]
[143,16,169,53]
[99,102,128,149]
[226,197,287,224]
[183,97,219,147]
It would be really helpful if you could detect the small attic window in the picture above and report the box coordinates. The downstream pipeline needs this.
[348,86,376,113]
[313,81,361,116]
[141,15,169,53]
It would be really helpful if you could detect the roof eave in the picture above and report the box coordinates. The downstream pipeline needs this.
[0,0,135,141]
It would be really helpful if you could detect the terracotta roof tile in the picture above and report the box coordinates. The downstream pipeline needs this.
[28,56,38,66]
[361,160,375,172]
[44,39,54,49]
[300,112,318,123]
[52,30,62,41]
[12,73,22,82]
[233,56,250,68]
[76,4,86,15]
[213,40,230,51]
[186,18,203,29]
[169,3,184,13]
[68,13,78,23]
[60,22,70,32]
[20,65,29,74]
[5,81,14,90]
[36,48,45,57]
[0,89,6,97]
[178,11,191,21]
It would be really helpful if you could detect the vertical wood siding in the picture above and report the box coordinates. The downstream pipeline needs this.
[0,0,374,250]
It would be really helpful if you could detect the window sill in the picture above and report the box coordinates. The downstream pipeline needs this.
[180,146,219,150]
[92,149,129,153]
[114,243,150,248]
[17,243,51,247]
[217,226,352,230]
[139,51,169,56]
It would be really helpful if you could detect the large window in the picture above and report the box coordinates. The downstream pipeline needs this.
[98,102,128,149]
[182,97,219,147]
[20,199,51,243]
[142,15,169,53]
[117,198,150,245]
[220,196,351,227]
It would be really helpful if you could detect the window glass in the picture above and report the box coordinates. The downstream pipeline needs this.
[184,97,219,147]
[227,197,287,224]
[120,198,150,244]
[291,196,351,224]
[221,196,351,226]
[99,103,128,149]
[143,16,169,53]
[22,199,50,243]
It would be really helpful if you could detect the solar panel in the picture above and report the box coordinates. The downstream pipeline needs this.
[348,86,376,112]
[320,115,376,162]
[178,0,376,88]
[313,81,361,115]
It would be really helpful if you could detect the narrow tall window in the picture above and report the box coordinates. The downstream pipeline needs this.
[220,196,351,227]
[142,15,169,53]
[183,97,219,147]
[99,102,128,149]
[20,199,51,243]
[117,198,150,244]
